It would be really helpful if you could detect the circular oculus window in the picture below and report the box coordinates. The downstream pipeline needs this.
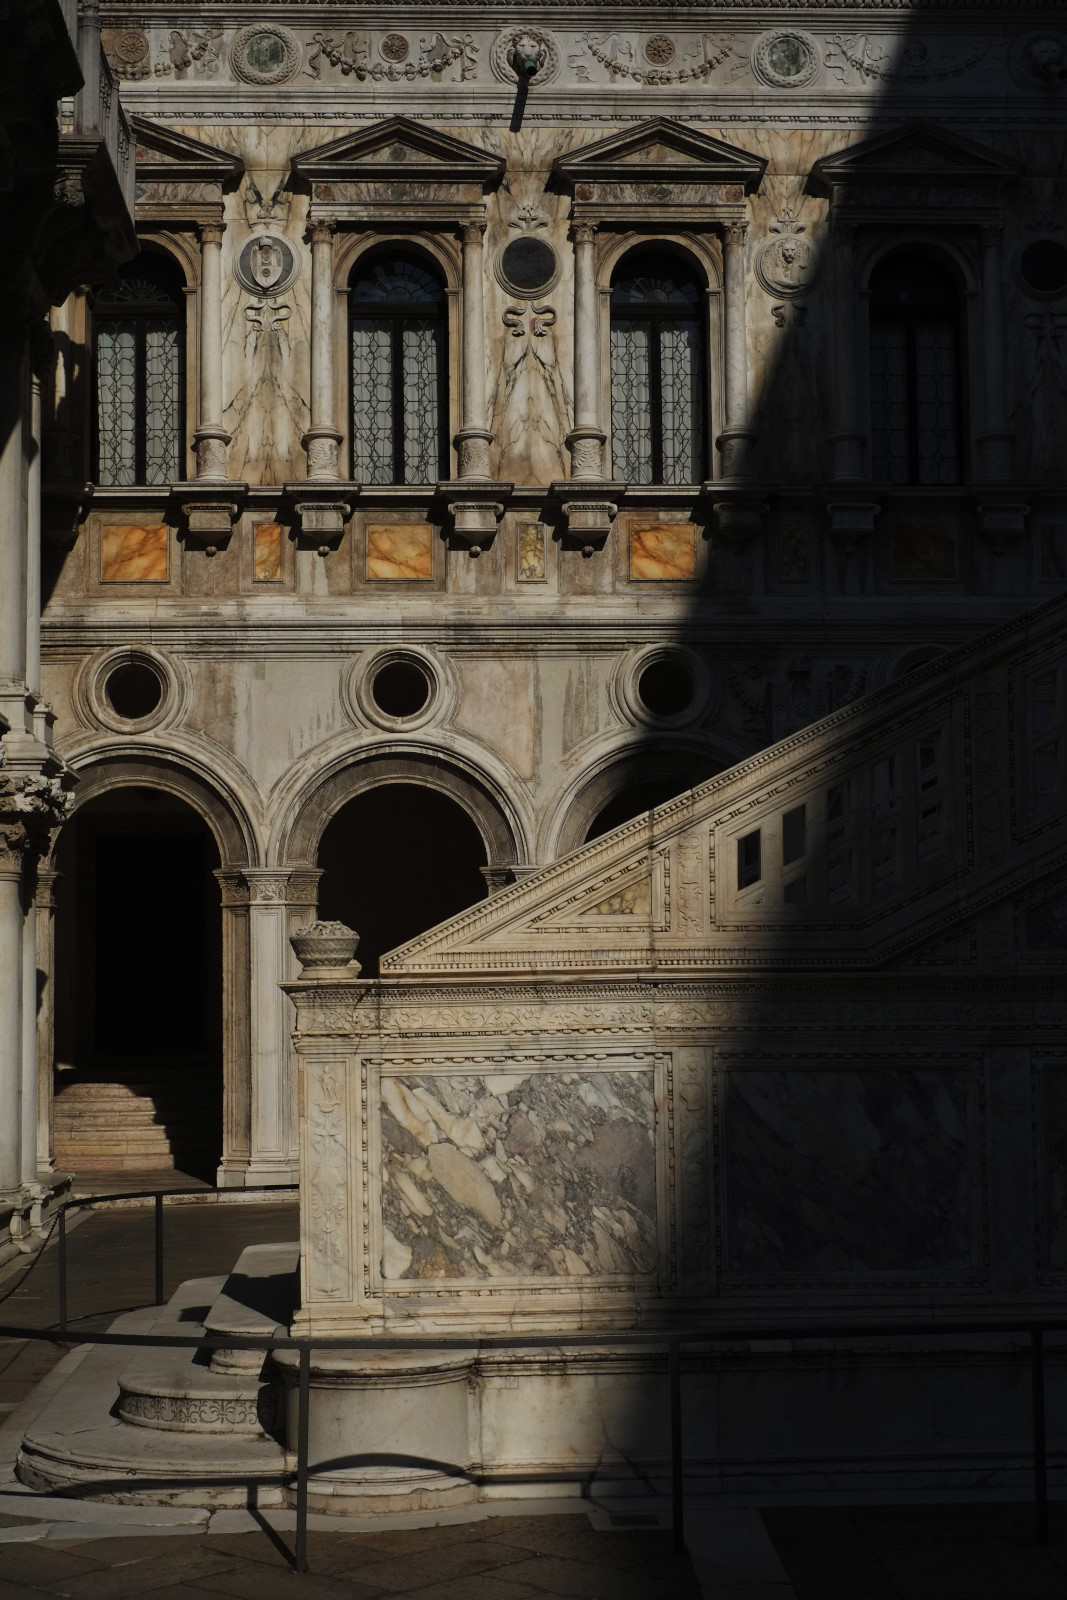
[496,236,560,299]
[372,660,431,719]
[106,662,164,721]
[638,658,695,719]
[1019,239,1067,298]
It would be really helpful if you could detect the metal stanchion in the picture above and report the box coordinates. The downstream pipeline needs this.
[57,1208,67,1332]
[154,1194,164,1306]
[1032,1327,1048,1546]
[295,1344,311,1573]
[669,1339,684,1556]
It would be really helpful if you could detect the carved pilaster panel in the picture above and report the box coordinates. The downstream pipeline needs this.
[302,1055,354,1303]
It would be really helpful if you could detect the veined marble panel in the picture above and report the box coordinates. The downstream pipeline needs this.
[720,1064,977,1277]
[367,523,434,580]
[101,524,169,582]
[379,1065,658,1281]
[253,522,282,581]
[629,523,697,581]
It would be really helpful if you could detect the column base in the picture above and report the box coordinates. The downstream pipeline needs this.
[977,431,1015,484]
[565,425,607,481]
[192,428,233,482]
[0,1172,72,1271]
[301,428,343,481]
[453,428,493,481]
[715,427,757,481]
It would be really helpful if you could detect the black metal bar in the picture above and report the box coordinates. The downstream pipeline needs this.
[669,1339,684,1556]
[154,1193,164,1307]
[57,1207,67,1333]
[295,1344,311,1574]
[1032,1326,1048,1546]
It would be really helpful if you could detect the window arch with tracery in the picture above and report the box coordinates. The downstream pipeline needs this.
[868,250,963,486]
[349,252,447,486]
[609,249,707,486]
[93,253,186,487]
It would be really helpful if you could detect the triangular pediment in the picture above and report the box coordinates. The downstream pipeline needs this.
[131,118,244,185]
[811,121,1016,191]
[291,118,504,188]
[553,120,766,193]
[380,592,1067,979]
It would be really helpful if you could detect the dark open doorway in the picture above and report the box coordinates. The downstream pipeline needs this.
[52,788,223,1180]
[317,782,489,977]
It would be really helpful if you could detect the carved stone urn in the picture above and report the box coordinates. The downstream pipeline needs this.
[289,920,361,976]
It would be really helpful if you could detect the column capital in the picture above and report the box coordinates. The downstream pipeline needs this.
[571,222,598,246]
[722,220,748,248]
[243,866,322,907]
[214,868,251,909]
[459,221,486,247]
[199,221,226,247]
[307,218,337,245]
[979,223,1005,251]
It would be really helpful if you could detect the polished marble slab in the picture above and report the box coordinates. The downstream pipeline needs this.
[366,523,434,581]
[379,1066,658,1281]
[253,521,282,582]
[101,524,169,582]
[629,522,697,581]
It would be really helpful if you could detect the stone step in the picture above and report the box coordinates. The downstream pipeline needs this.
[117,1277,280,1436]
[53,1076,219,1171]
[204,1242,300,1374]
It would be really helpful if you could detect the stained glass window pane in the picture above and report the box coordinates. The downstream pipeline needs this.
[351,320,394,485]
[349,258,443,305]
[144,321,182,485]
[401,319,441,484]
[659,320,704,484]
[914,320,958,485]
[870,322,909,483]
[611,319,652,483]
[96,321,137,487]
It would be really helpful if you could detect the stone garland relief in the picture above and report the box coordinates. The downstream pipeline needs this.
[378,1066,659,1283]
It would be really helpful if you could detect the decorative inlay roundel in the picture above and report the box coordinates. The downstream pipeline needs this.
[752,29,820,89]
[234,233,298,295]
[644,36,676,66]
[496,236,560,298]
[230,24,301,86]
[381,34,409,63]
[490,28,561,87]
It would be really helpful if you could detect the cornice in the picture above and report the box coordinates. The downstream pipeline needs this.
[100,2,1067,10]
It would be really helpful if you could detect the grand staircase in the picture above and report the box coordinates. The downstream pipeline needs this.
[53,1064,221,1176]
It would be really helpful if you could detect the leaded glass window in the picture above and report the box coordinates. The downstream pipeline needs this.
[869,252,962,486]
[349,254,446,485]
[610,251,706,485]
[94,254,185,487]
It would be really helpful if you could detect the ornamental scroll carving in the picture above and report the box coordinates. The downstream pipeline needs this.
[305,1059,352,1299]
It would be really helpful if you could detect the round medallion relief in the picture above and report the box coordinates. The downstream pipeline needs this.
[1010,31,1067,90]
[113,30,150,64]
[230,24,301,86]
[496,236,560,299]
[490,28,561,86]
[752,30,820,89]
[234,233,298,296]
[644,35,676,66]
[754,230,820,299]
[380,33,409,63]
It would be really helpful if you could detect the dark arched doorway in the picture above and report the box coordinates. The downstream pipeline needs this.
[317,783,488,976]
[52,788,223,1179]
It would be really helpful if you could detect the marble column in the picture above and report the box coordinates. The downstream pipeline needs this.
[455,222,493,479]
[827,221,866,483]
[0,346,27,720]
[244,868,320,1183]
[215,870,252,1186]
[303,220,342,480]
[193,222,231,481]
[716,222,755,480]
[35,868,59,1176]
[0,836,24,1198]
[978,227,1014,483]
[566,223,605,481]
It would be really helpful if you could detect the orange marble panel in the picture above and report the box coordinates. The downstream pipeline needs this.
[253,522,282,582]
[101,524,169,582]
[629,522,696,581]
[890,520,957,582]
[367,523,434,581]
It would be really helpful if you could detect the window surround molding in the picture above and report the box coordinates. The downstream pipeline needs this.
[290,118,507,550]
[810,121,1023,545]
[551,118,766,548]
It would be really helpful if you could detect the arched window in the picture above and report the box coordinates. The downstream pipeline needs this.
[94,253,185,487]
[349,252,447,485]
[868,251,963,486]
[610,249,706,485]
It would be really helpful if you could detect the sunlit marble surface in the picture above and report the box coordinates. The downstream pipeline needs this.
[253,522,282,581]
[366,523,434,580]
[630,523,697,581]
[101,524,169,582]
[380,1067,658,1280]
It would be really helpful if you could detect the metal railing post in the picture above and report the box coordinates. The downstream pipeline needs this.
[295,1343,311,1574]
[1032,1326,1048,1546]
[669,1338,684,1556]
[154,1193,164,1306]
[57,1207,67,1333]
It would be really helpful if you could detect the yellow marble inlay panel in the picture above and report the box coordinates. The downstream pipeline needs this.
[367,523,434,581]
[253,522,283,582]
[101,524,169,583]
[518,523,546,581]
[629,522,697,581]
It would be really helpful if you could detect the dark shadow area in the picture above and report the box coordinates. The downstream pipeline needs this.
[52,789,223,1180]
[317,782,488,976]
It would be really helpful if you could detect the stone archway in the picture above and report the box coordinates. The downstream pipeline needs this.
[555,745,727,857]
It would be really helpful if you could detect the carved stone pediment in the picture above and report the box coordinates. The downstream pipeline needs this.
[131,117,244,223]
[553,118,766,222]
[291,116,504,223]
[377,592,1067,979]
[810,120,1016,215]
